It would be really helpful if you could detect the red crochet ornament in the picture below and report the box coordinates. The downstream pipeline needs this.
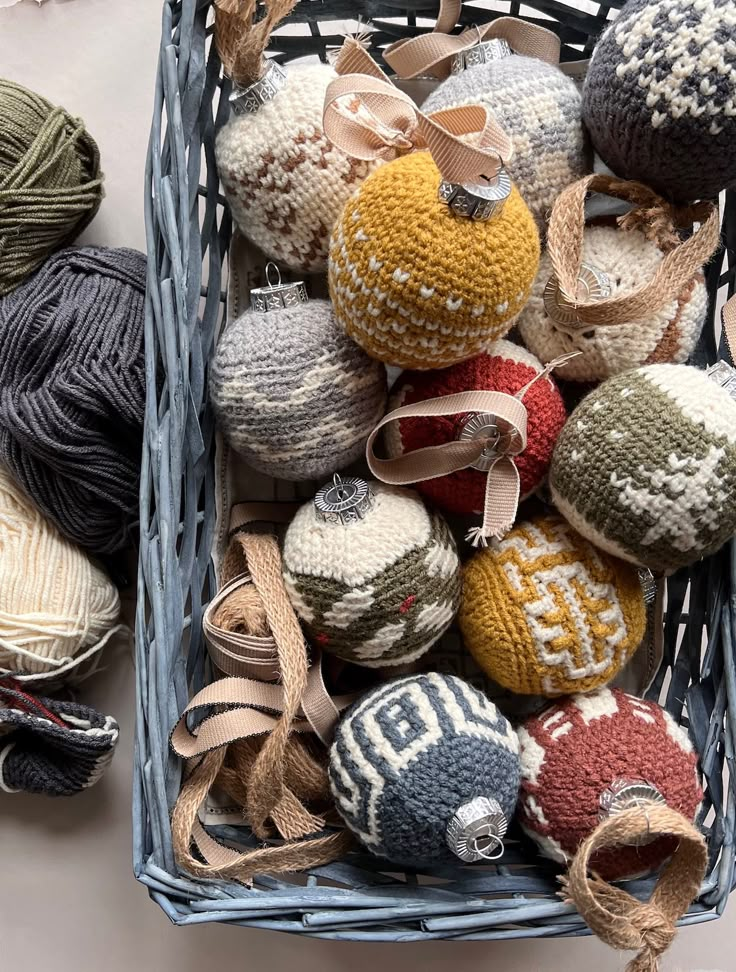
[385,341,567,516]
[518,688,702,880]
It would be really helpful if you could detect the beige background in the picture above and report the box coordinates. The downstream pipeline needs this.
[0,1,729,970]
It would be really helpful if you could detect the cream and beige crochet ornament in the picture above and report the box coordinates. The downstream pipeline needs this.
[213,2,376,273]
[518,175,719,382]
[325,48,539,370]
[383,13,589,231]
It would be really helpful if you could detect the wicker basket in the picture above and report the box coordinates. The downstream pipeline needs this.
[135,0,736,939]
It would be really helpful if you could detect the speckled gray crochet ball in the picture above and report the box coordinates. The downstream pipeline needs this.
[329,673,521,868]
[210,299,387,481]
[423,56,589,229]
[583,0,736,202]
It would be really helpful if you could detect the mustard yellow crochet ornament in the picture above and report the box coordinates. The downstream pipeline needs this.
[459,514,646,696]
[324,57,540,370]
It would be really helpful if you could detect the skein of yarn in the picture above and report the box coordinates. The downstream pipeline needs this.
[0,80,104,296]
[0,467,123,680]
[0,245,147,553]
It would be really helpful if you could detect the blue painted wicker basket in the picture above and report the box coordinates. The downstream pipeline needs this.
[135,0,736,939]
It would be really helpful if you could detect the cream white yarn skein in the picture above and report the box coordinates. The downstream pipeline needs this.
[0,467,122,679]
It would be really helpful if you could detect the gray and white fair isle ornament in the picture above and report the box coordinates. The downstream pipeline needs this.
[329,673,521,867]
[583,0,736,202]
[283,481,462,667]
[550,363,736,572]
[209,275,387,482]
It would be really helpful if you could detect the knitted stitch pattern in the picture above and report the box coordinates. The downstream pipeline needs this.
[518,226,708,381]
[283,484,461,667]
[210,299,387,482]
[330,672,520,867]
[582,0,736,202]
[385,340,567,515]
[216,64,376,273]
[459,515,646,696]
[0,245,147,553]
[550,364,736,571]
[328,151,540,370]
[518,688,702,879]
[423,56,589,230]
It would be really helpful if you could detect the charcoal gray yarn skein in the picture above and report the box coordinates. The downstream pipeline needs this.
[0,246,147,553]
[210,299,387,481]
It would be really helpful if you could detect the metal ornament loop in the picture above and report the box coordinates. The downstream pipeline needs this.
[446,796,508,863]
[438,167,511,221]
[456,412,518,471]
[599,779,666,845]
[229,59,288,115]
[451,37,514,75]
[250,262,308,313]
[314,475,375,525]
[543,262,612,332]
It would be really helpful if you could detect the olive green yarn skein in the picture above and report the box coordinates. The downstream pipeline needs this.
[0,80,104,296]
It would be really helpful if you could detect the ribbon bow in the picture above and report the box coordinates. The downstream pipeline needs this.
[325,43,513,185]
[366,354,578,547]
[383,13,561,81]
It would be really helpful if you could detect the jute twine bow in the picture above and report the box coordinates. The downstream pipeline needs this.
[170,526,355,884]
[366,354,577,547]
[547,174,720,329]
[563,804,707,972]
[382,8,561,81]
[326,41,513,185]
[213,0,297,86]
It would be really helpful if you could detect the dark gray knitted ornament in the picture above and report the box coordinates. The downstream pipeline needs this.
[583,0,736,202]
[329,673,521,868]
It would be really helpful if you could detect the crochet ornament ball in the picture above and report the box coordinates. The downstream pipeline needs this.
[518,688,702,879]
[283,483,461,667]
[216,64,376,273]
[384,341,567,516]
[459,515,646,697]
[518,225,708,382]
[423,56,589,230]
[582,0,736,202]
[328,151,540,370]
[209,299,387,482]
[550,364,736,571]
[330,672,521,868]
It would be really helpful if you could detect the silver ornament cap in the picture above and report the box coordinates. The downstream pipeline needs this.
[599,778,666,845]
[446,796,508,862]
[451,38,513,75]
[314,474,375,526]
[438,167,512,222]
[229,59,288,115]
[543,262,612,332]
[250,262,308,313]
[707,360,736,400]
[456,413,505,471]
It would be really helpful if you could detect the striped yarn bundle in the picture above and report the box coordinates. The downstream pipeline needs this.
[216,64,376,273]
[330,673,521,867]
[328,152,540,370]
[518,688,702,879]
[384,340,567,516]
[210,299,387,481]
[0,80,104,296]
[550,364,736,571]
[459,515,646,696]
[0,246,147,553]
[0,467,122,680]
[283,484,461,667]
[518,225,708,381]
[423,56,589,230]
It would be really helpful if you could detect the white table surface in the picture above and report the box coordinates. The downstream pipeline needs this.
[0,2,728,970]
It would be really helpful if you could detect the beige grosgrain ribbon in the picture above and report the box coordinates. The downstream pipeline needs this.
[383,13,561,80]
[366,355,578,546]
[723,294,736,360]
[547,174,720,329]
[323,69,513,184]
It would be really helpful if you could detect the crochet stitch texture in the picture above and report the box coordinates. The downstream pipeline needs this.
[330,672,520,867]
[518,688,702,879]
[328,151,540,370]
[459,515,646,696]
[550,364,736,571]
[283,484,461,667]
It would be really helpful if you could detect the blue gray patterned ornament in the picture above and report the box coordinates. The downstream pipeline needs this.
[329,673,521,868]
